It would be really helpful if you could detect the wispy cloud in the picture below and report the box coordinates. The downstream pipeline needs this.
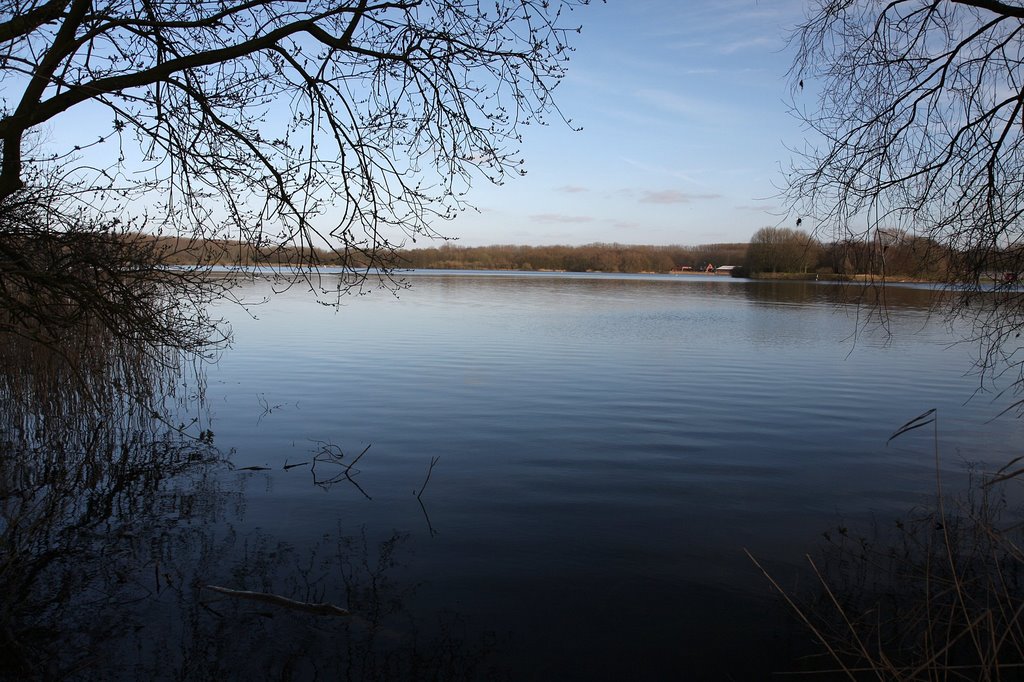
[606,218,642,230]
[639,190,721,204]
[530,213,595,224]
[650,1,796,44]
[556,185,590,193]
[634,89,704,117]
[679,67,721,76]
[618,158,715,189]
[633,88,735,125]
[716,36,775,55]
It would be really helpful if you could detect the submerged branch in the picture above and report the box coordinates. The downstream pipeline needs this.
[201,585,350,617]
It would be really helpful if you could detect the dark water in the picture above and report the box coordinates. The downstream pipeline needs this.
[5,272,1024,679]
[202,272,1024,678]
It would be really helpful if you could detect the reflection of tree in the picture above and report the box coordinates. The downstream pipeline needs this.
[0,326,495,679]
[177,527,502,681]
[0,173,229,368]
[0,317,224,678]
[739,278,939,311]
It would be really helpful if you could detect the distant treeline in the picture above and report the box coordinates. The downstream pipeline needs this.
[135,235,748,274]
[130,232,985,282]
[745,227,960,281]
[134,233,364,268]
[393,242,749,273]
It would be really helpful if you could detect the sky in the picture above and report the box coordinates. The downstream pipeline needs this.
[30,0,810,250]
[445,0,809,247]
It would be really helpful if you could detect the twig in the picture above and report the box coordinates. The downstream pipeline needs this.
[417,455,440,499]
[202,585,350,616]
[344,444,372,500]
[255,392,284,425]
[311,441,372,499]
[416,456,441,537]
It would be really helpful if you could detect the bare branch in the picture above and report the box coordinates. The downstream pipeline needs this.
[787,0,1024,386]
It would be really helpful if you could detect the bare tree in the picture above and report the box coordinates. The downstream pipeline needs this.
[0,0,602,401]
[0,0,599,415]
[745,226,819,274]
[787,0,1024,384]
[0,0,596,299]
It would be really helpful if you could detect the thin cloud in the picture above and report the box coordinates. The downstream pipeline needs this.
[556,185,590,193]
[633,88,734,124]
[716,36,775,54]
[618,158,714,189]
[635,89,702,117]
[647,2,795,55]
[680,67,721,75]
[735,204,779,213]
[530,213,595,224]
[640,190,721,204]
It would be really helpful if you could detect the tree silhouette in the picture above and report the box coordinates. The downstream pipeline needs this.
[0,0,596,356]
[787,0,1024,382]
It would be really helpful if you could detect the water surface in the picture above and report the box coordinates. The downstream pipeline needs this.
[185,271,1023,679]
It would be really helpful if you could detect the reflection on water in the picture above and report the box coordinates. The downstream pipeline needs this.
[0,324,221,677]
[205,271,1024,678]
[189,528,501,681]
[5,271,1024,680]
[0,322,489,680]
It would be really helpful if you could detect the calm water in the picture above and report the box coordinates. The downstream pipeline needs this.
[12,271,1023,680]
[183,271,1022,679]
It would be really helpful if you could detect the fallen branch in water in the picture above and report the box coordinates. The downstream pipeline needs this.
[417,455,440,500]
[311,441,372,499]
[416,456,441,537]
[202,585,350,616]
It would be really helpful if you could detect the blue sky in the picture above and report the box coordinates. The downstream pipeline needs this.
[32,0,808,249]
[446,0,808,247]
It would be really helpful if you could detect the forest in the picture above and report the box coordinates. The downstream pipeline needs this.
[391,231,981,282]
[391,242,747,273]
[137,230,1005,283]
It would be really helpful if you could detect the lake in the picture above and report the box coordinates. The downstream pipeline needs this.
[7,271,1024,679]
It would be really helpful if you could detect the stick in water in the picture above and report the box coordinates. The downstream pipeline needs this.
[202,585,350,616]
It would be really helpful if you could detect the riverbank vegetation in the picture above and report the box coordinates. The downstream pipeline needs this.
[121,227,971,283]
[392,242,748,273]
[129,231,993,284]
[745,226,958,281]
[752,412,1024,680]
[48,234,751,274]
[758,0,1024,677]
[396,235,958,280]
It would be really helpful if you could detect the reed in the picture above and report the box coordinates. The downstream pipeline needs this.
[752,410,1024,680]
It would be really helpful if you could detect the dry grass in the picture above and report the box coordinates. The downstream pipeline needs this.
[751,410,1024,680]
